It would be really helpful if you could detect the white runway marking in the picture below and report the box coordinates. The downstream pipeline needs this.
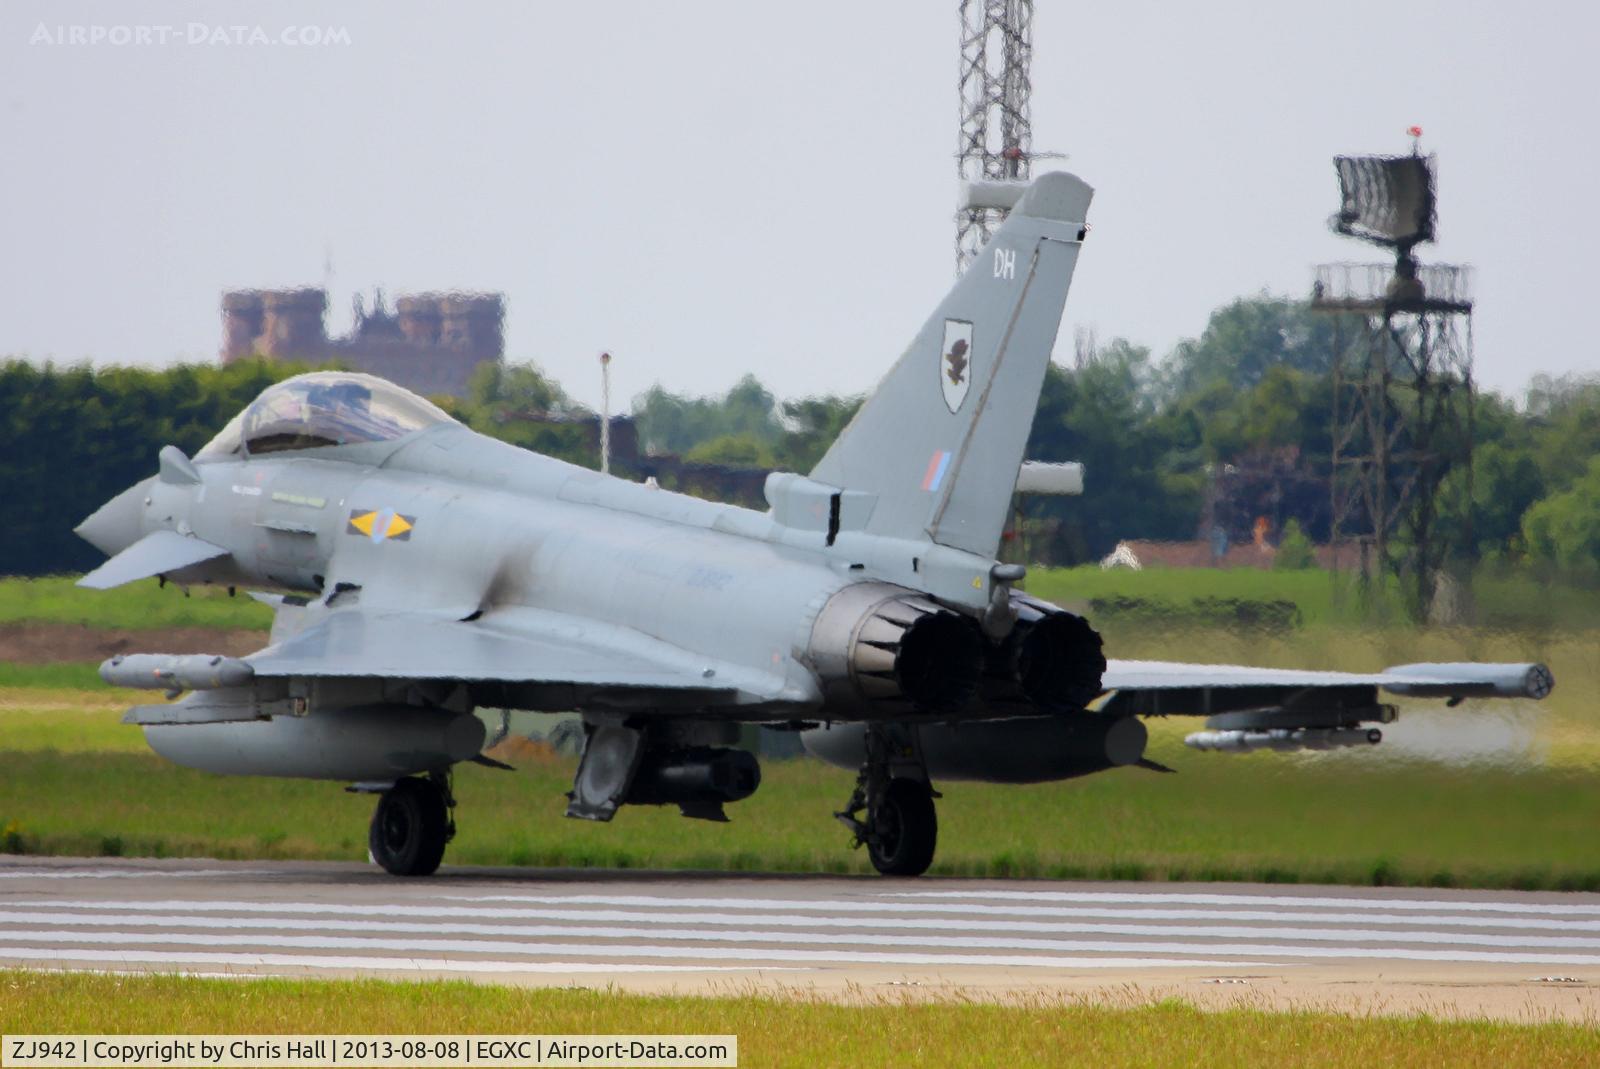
[0,930,1271,970]
[886,889,1600,916]
[3,861,1599,980]
[0,948,762,974]
[8,910,1600,951]
[444,892,1600,920]
[0,868,274,880]
[18,898,1600,932]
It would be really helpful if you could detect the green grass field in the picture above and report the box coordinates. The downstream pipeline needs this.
[1025,565,1600,633]
[0,663,109,689]
[2,688,1598,888]
[0,575,270,631]
[1,972,1594,1068]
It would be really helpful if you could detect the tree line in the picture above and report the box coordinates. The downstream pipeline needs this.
[3,293,1598,578]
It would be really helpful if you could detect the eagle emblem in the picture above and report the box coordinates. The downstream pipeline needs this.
[940,319,974,413]
[946,339,969,386]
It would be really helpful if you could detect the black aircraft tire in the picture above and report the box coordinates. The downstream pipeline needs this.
[867,779,937,877]
[369,778,449,877]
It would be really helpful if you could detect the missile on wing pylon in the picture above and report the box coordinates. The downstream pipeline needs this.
[100,653,255,694]
[1185,726,1383,753]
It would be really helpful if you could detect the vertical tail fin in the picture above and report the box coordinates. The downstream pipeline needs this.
[809,171,1093,559]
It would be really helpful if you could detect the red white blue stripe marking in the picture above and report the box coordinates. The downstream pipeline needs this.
[921,450,952,492]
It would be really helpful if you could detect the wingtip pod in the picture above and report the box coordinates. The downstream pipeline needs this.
[1382,662,1555,700]
[1529,663,1556,698]
[1011,171,1094,224]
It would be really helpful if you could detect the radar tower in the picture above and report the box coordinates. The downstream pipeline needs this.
[1311,130,1475,621]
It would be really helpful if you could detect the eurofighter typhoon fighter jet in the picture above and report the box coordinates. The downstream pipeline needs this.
[76,172,1552,877]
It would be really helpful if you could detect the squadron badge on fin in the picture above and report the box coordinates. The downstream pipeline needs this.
[940,319,974,414]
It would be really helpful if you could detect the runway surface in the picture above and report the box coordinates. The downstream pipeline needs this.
[2,857,1597,1020]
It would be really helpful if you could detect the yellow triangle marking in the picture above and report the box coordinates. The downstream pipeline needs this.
[349,511,376,536]
[385,513,413,539]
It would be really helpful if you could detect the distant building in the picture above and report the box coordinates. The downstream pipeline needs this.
[221,287,504,398]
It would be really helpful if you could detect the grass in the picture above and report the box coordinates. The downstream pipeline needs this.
[1029,565,1360,624]
[1025,565,1600,632]
[0,972,1595,1067]
[0,688,143,752]
[2,697,1599,887]
[0,576,270,631]
[0,663,110,689]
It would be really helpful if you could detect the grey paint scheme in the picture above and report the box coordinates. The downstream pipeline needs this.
[1097,660,1555,700]
[148,702,487,781]
[804,715,1151,785]
[100,429,852,717]
[78,528,228,590]
[73,169,1553,796]
[811,174,1092,559]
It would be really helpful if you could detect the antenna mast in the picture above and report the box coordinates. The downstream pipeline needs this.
[957,0,1034,272]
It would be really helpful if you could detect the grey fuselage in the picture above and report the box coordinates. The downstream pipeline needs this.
[132,422,1005,720]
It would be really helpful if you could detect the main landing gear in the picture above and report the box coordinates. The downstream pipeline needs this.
[368,771,455,876]
[835,724,938,877]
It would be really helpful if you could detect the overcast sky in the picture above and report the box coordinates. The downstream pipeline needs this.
[2,1,1595,410]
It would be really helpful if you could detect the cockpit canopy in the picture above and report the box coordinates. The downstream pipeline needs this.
[197,372,456,460]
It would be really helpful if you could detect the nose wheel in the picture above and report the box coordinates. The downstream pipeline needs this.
[368,773,454,876]
[836,725,939,877]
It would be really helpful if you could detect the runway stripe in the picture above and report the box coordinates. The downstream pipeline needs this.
[0,948,768,974]
[448,892,1600,918]
[18,898,1600,932]
[0,933,1260,971]
[47,889,1585,924]
[0,868,273,880]
[445,892,1600,925]
[885,889,1600,916]
[5,929,1600,967]
[6,911,1600,951]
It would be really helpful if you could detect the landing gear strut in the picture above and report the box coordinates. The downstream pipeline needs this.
[835,724,938,877]
[368,770,455,876]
